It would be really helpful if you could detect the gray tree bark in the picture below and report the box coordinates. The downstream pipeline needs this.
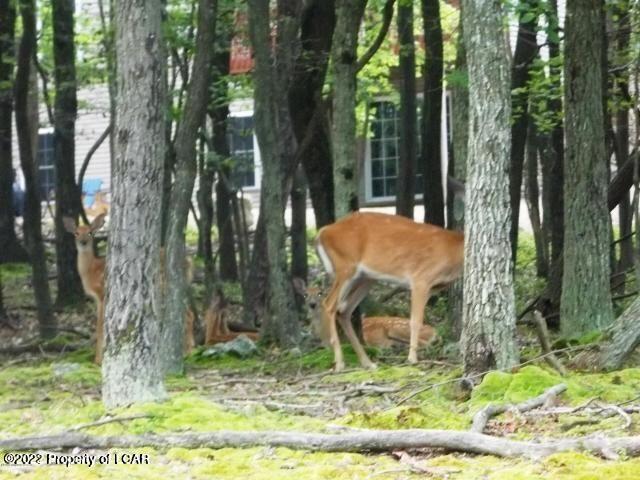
[447,12,468,340]
[164,0,216,374]
[460,0,518,376]
[560,0,614,337]
[396,0,416,219]
[52,0,84,307]
[247,0,302,347]
[102,0,168,407]
[595,295,640,370]
[421,0,444,227]
[15,0,56,339]
[331,0,367,219]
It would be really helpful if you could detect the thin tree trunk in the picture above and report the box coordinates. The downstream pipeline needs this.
[509,0,539,263]
[561,0,613,336]
[613,4,633,280]
[539,0,564,325]
[525,120,548,277]
[15,0,56,339]
[460,0,518,377]
[0,270,5,320]
[396,0,416,219]
[290,164,307,283]
[289,0,335,229]
[247,0,302,347]
[102,0,168,407]
[331,0,367,219]
[52,0,84,306]
[447,11,467,340]
[212,46,238,283]
[0,0,28,264]
[422,0,444,227]
[164,0,216,374]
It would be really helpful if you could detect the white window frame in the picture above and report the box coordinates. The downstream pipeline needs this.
[228,104,262,192]
[363,91,450,204]
[36,127,55,201]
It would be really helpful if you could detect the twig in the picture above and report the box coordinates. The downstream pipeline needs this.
[470,383,567,433]
[69,414,152,432]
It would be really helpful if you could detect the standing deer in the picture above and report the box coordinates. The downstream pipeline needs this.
[315,212,463,371]
[298,281,438,350]
[63,213,106,364]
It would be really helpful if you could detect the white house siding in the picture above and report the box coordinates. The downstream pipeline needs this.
[11,85,112,194]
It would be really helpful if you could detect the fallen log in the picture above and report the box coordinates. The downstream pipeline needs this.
[471,383,567,433]
[2,428,640,460]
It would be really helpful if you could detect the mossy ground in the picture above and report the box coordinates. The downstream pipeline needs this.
[2,347,640,479]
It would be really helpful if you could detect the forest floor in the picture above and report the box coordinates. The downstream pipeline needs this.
[2,235,640,479]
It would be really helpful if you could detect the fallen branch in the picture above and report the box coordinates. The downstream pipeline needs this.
[2,429,640,459]
[532,311,567,376]
[470,383,567,433]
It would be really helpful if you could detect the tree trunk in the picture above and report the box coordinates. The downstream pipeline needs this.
[421,0,444,227]
[289,0,335,229]
[241,211,268,328]
[103,0,168,407]
[560,0,613,337]
[290,164,307,283]
[0,0,28,264]
[0,270,5,320]
[509,0,539,263]
[595,295,640,370]
[247,0,302,347]
[460,0,518,377]
[539,0,564,325]
[52,0,84,306]
[395,0,416,219]
[164,0,216,375]
[331,0,367,219]
[15,0,56,340]
[212,47,238,283]
[525,120,548,278]
[613,5,633,280]
[447,11,467,340]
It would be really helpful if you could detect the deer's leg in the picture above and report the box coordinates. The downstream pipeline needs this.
[337,279,376,369]
[322,270,356,372]
[95,299,105,365]
[408,283,431,364]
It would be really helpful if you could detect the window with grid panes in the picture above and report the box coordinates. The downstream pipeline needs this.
[369,101,423,199]
[228,116,256,188]
[37,133,55,200]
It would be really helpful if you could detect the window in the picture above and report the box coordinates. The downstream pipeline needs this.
[37,132,55,200]
[367,101,423,200]
[228,115,257,189]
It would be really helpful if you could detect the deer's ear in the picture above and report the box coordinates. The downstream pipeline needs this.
[90,213,106,231]
[292,277,306,295]
[63,216,77,233]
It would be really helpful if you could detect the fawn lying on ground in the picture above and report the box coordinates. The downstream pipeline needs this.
[314,212,462,370]
[299,280,437,351]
